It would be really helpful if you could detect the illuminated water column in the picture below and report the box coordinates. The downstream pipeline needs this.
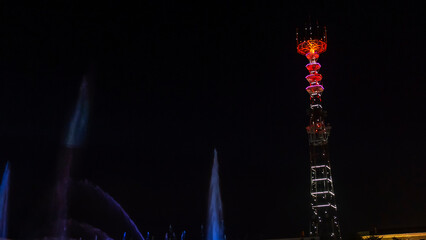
[0,162,10,238]
[207,149,224,240]
[296,23,342,240]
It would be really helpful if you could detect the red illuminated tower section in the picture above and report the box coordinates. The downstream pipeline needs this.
[297,23,342,240]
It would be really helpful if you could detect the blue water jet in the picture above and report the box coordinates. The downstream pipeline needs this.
[207,149,224,240]
[55,78,90,238]
[66,77,89,148]
[0,162,10,238]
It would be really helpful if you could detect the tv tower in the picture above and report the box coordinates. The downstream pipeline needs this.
[296,22,342,240]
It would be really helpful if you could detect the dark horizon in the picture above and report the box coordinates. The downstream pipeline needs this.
[0,1,425,239]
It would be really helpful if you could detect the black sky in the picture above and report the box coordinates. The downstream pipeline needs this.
[0,0,425,239]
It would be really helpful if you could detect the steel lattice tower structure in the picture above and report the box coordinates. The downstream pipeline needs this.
[296,23,342,240]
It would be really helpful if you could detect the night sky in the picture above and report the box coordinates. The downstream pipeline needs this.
[1,1,425,239]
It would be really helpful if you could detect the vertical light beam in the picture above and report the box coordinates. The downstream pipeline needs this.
[207,149,224,240]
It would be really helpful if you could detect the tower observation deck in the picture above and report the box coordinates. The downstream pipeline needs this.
[296,22,342,240]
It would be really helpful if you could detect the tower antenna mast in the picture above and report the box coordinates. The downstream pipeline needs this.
[296,21,342,240]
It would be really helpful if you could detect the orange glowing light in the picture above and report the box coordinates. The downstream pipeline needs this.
[297,39,327,55]
[361,232,426,240]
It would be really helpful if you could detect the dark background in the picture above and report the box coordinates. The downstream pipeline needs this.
[0,0,425,239]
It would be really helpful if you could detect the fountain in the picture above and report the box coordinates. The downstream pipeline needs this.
[0,162,10,238]
[54,78,89,238]
[79,180,145,240]
[0,75,227,239]
[207,149,225,240]
[52,77,146,239]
